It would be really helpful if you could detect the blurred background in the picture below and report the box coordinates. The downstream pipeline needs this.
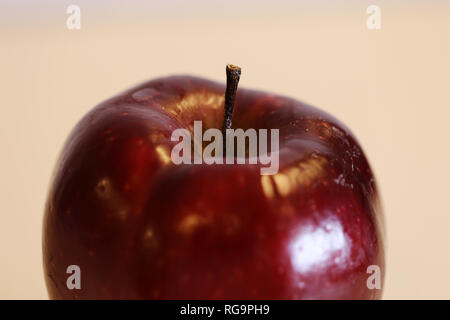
[1,0,449,299]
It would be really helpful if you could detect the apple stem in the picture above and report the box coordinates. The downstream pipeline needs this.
[221,64,241,141]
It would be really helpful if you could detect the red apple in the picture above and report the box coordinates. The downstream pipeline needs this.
[43,66,384,299]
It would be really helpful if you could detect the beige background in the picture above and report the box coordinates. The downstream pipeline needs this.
[1,1,449,299]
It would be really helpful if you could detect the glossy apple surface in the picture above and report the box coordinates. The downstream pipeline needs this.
[43,76,384,299]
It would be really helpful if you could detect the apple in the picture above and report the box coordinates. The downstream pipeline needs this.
[43,65,384,299]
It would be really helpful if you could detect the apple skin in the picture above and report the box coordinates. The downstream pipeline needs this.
[43,75,385,299]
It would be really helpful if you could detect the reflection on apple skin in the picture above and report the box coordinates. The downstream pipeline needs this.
[289,217,350,275]
[43,76,384,299]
